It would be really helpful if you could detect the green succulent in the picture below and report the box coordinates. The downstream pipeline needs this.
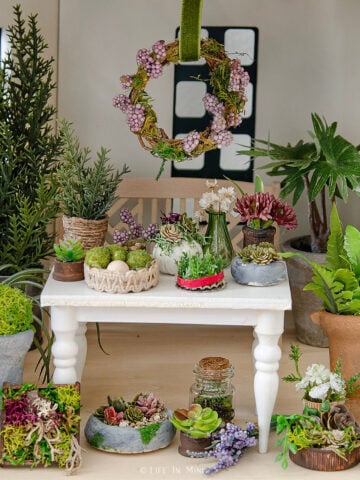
[170,404,221,438]
[107,395,127,413]
[126,250,153,270]
[85,246,111,269]
[237,242,279,265]
[54,239,85,262]
[125,405,144,423]
[0,284,34,335]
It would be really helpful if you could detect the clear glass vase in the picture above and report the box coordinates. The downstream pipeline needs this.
[203,211,234,268]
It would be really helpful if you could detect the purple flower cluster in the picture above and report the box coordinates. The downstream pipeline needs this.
[229,59,250,93]
[159,211,181,225]
[113,208,158,245]
[125,104,146,132]
[204,422,257,475]
[202,93,234,148]
[182,131,200,154]
[135,40,166,79]
[4,397,38,426]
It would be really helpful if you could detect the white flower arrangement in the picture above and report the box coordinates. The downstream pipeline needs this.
[195,180,236,220]
[283,344,360,406]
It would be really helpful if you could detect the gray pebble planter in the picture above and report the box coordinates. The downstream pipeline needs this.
[0,329,34,388]
[231,258,287,286]
[85,413,176,454]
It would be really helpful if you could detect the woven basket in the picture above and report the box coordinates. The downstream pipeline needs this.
[290,446,360,471]
[62,215,109,250]
[84,260,159,294]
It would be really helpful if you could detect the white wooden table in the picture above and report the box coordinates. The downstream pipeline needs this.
[41,268,291,453]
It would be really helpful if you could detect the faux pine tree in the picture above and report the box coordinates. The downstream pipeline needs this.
[0,4,63,274]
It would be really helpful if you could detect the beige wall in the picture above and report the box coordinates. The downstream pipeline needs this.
[1,0,359,236]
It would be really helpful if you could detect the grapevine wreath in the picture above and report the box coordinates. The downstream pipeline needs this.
[113,37,250,170]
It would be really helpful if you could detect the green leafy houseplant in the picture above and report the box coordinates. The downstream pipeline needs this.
[170,404,221,438]
[54,239,85,263]
[280,203,360,315]
[0,5,64,275]
[0,284,33,336]
[274,405,360,470]
[57,120,130,221]
[177,252,223,280]
[238,113,360,253]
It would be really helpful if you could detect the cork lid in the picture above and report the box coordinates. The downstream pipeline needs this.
[199,357,230,370]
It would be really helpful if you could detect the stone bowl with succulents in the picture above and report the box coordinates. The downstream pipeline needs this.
[83,245,159,293]
[84,393,175,454]
[231,242,287,287]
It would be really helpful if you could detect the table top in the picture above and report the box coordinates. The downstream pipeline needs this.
[41,268,292,312]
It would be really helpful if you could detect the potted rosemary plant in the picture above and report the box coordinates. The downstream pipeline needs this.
[56,120,130,249]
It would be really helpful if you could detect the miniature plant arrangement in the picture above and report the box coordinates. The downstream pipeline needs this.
[53,239,86,282]
[56,120,130,249]
[283,344,360,411]
[84,392,175,453]
[113,37,249,178]
[170,404,221,456]
[195,179,236,267]
[113,207,158,250]
[274,404,360,471]
[231,175,297,247]
[231,242,287,286]
[84,245,159,293]
[176,252,224,290]
[151,212,204,275]
[189,422,258,474]
[0,382,82,473]
[0,284,34,388]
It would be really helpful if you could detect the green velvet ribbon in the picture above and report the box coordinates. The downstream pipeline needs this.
[179,0,203,62]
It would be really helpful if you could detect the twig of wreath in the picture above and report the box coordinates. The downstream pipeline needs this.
[113,38,250,176]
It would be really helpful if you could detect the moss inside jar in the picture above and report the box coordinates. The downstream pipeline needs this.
[189,357,235,423]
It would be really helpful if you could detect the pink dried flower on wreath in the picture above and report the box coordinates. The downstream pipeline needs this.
[233,191,297,230]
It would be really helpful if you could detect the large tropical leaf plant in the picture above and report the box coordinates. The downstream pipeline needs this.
[238,113,360,253]
[280,204,360,315]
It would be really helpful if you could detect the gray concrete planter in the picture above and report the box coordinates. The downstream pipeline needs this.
[0,329,34,388]
[231,257,287,286]
[85,412,176,454]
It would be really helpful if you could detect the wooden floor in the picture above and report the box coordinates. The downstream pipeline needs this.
[4,317,360,479]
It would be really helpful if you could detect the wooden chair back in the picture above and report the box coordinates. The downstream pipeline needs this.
[106,177,280,249]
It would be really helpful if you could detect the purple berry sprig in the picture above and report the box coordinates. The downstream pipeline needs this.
[188,422,258,475]
[113,208,158,245]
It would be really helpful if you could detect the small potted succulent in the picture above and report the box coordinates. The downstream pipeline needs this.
[283,344,360,412]
[274,405,360,471]
[150,212,204,275]
[84,245,159,293]
[176,252,224,290]
[84,392,175,453]
[231,242,287,286]
[53,238,86,282]
[170,404,221,457]
[0,284,34,388]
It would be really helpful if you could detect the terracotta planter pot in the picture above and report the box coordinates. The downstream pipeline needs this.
[178,431,212,457]
[242,225,276,247]
[53,259,85,282]
[311,310,360,420]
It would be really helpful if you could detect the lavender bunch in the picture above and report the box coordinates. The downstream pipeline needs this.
[113,208,158,245]
[190,422,257,475]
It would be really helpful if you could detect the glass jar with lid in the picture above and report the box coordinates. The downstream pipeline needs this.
[189,356,235,423]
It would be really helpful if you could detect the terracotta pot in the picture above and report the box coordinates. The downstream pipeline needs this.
[282,237,327,347]
[311,310,360,420]
[53,259,85,282]
[290,446,360,471]
[178,431,212,457]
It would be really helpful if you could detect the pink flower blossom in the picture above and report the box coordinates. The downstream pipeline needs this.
[233,192,297,230]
